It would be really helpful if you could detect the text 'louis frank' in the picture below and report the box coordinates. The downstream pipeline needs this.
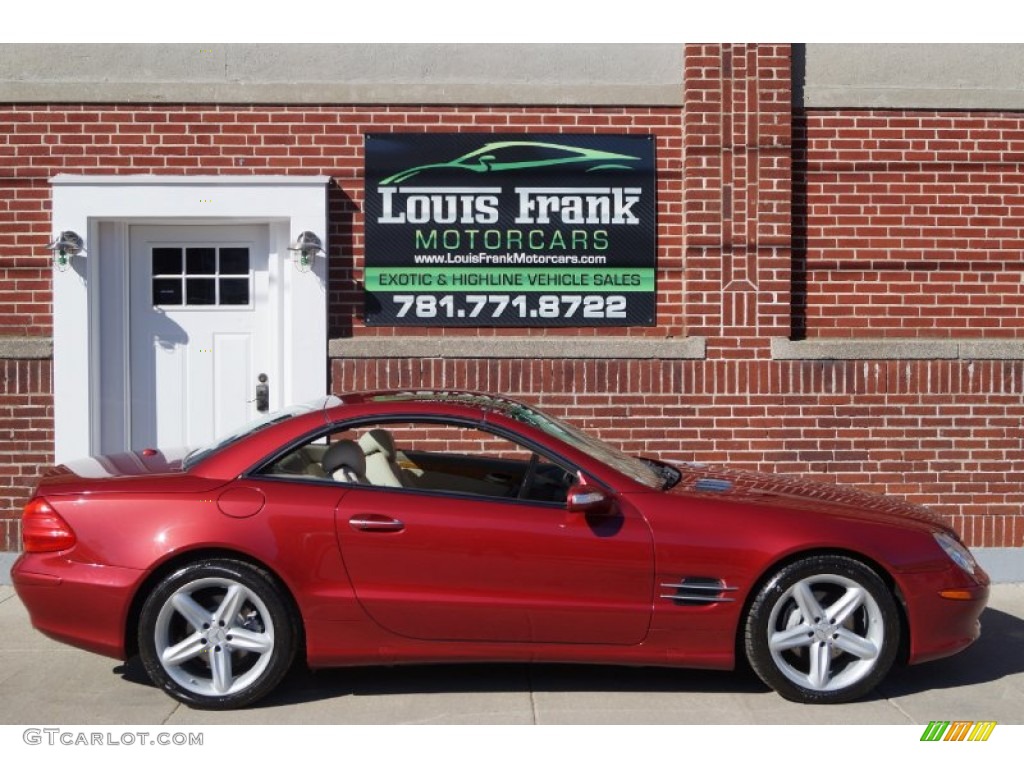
[377,186,643,226]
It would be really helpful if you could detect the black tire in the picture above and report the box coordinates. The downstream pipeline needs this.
[138,558,297,710]
[744,555,900,704]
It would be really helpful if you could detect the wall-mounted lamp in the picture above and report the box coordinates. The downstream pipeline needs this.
[47,231,84,272]
[288,231,324,273]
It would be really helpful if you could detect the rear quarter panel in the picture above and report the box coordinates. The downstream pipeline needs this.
[43,482,361,634]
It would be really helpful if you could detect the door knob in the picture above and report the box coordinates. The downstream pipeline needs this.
[255,373,269,412]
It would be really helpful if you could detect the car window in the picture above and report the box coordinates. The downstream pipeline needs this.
[182,397,339,470]
[255,420,575,504]
[368,392,665,489]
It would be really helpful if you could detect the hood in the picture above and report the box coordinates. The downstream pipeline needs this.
[666,462,947,530]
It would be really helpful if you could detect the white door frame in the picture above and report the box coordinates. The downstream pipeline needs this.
[50,175,330,463]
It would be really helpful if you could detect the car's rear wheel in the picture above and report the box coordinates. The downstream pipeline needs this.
[744,555,900,704]
[138,558,297,709]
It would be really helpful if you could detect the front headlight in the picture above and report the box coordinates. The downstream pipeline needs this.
[934,531,978,576]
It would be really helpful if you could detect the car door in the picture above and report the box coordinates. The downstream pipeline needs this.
[333,422,655,645]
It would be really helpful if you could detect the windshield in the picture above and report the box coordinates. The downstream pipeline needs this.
[182,398,339,470]
[499,401,668,489]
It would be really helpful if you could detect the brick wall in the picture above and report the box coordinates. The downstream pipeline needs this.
[0,179,51,336]
[796,110,1024,338]
[683,44,792,351]
[0,104,684,341]
[328,109,685,339]
[0,358,52,550]
[1,44,1023,552]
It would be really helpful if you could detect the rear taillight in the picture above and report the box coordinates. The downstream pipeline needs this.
[22,497,77,553]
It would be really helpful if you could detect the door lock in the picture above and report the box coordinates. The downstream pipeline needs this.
[255,373,269,412]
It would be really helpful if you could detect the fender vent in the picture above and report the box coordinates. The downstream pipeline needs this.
[660,577,737,606]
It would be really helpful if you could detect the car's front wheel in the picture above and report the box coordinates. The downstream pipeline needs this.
[744,555,900,704]
[138,558,297,709]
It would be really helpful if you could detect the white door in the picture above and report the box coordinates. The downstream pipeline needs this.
[129,224,271,450]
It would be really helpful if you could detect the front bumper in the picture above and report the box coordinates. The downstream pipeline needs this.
[12,552,144,660]
[899,563,990,665]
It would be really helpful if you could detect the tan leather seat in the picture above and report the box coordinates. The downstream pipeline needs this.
[358,428,409,488]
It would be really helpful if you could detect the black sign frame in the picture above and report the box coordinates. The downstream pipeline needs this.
[363,133,657,327]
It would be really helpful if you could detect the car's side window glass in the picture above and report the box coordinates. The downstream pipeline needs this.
[382,422,574,503]
[257,420,575,503]
[258,429,357,480]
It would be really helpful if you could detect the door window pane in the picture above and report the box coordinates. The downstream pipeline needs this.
[152,248,182,275]
[185,278,216,305]
[220,248,250,275]
[219,278,249,305]
[152,279,182,305]
[186,247,216,275]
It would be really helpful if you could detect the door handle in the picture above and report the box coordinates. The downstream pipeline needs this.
[349,514,405,532]
[255,373,269,412]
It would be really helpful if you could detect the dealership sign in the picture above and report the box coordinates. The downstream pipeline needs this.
[364,134,656,326]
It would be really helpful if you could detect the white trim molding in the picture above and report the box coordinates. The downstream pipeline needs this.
[0,336,53,359]
[50,174,330,463]
[329,336,707,360]
[771,338,1024,361]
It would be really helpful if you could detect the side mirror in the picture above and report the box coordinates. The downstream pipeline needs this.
[566,485,614,516]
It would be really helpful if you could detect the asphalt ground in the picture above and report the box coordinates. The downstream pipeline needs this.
[0,581,1021,726]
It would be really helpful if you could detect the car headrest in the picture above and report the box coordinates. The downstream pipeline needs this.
[321,439,366,476]
[358,428,396,458]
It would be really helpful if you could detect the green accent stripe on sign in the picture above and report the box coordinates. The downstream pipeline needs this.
[365,267,654,293]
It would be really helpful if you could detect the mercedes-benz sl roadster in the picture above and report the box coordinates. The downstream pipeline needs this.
[13,391,989,709]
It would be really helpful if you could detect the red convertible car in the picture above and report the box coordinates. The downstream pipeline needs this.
[13,391,989,709]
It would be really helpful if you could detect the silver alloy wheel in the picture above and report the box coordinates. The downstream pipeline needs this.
[766,573,885,692]
[152,577,276,698]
